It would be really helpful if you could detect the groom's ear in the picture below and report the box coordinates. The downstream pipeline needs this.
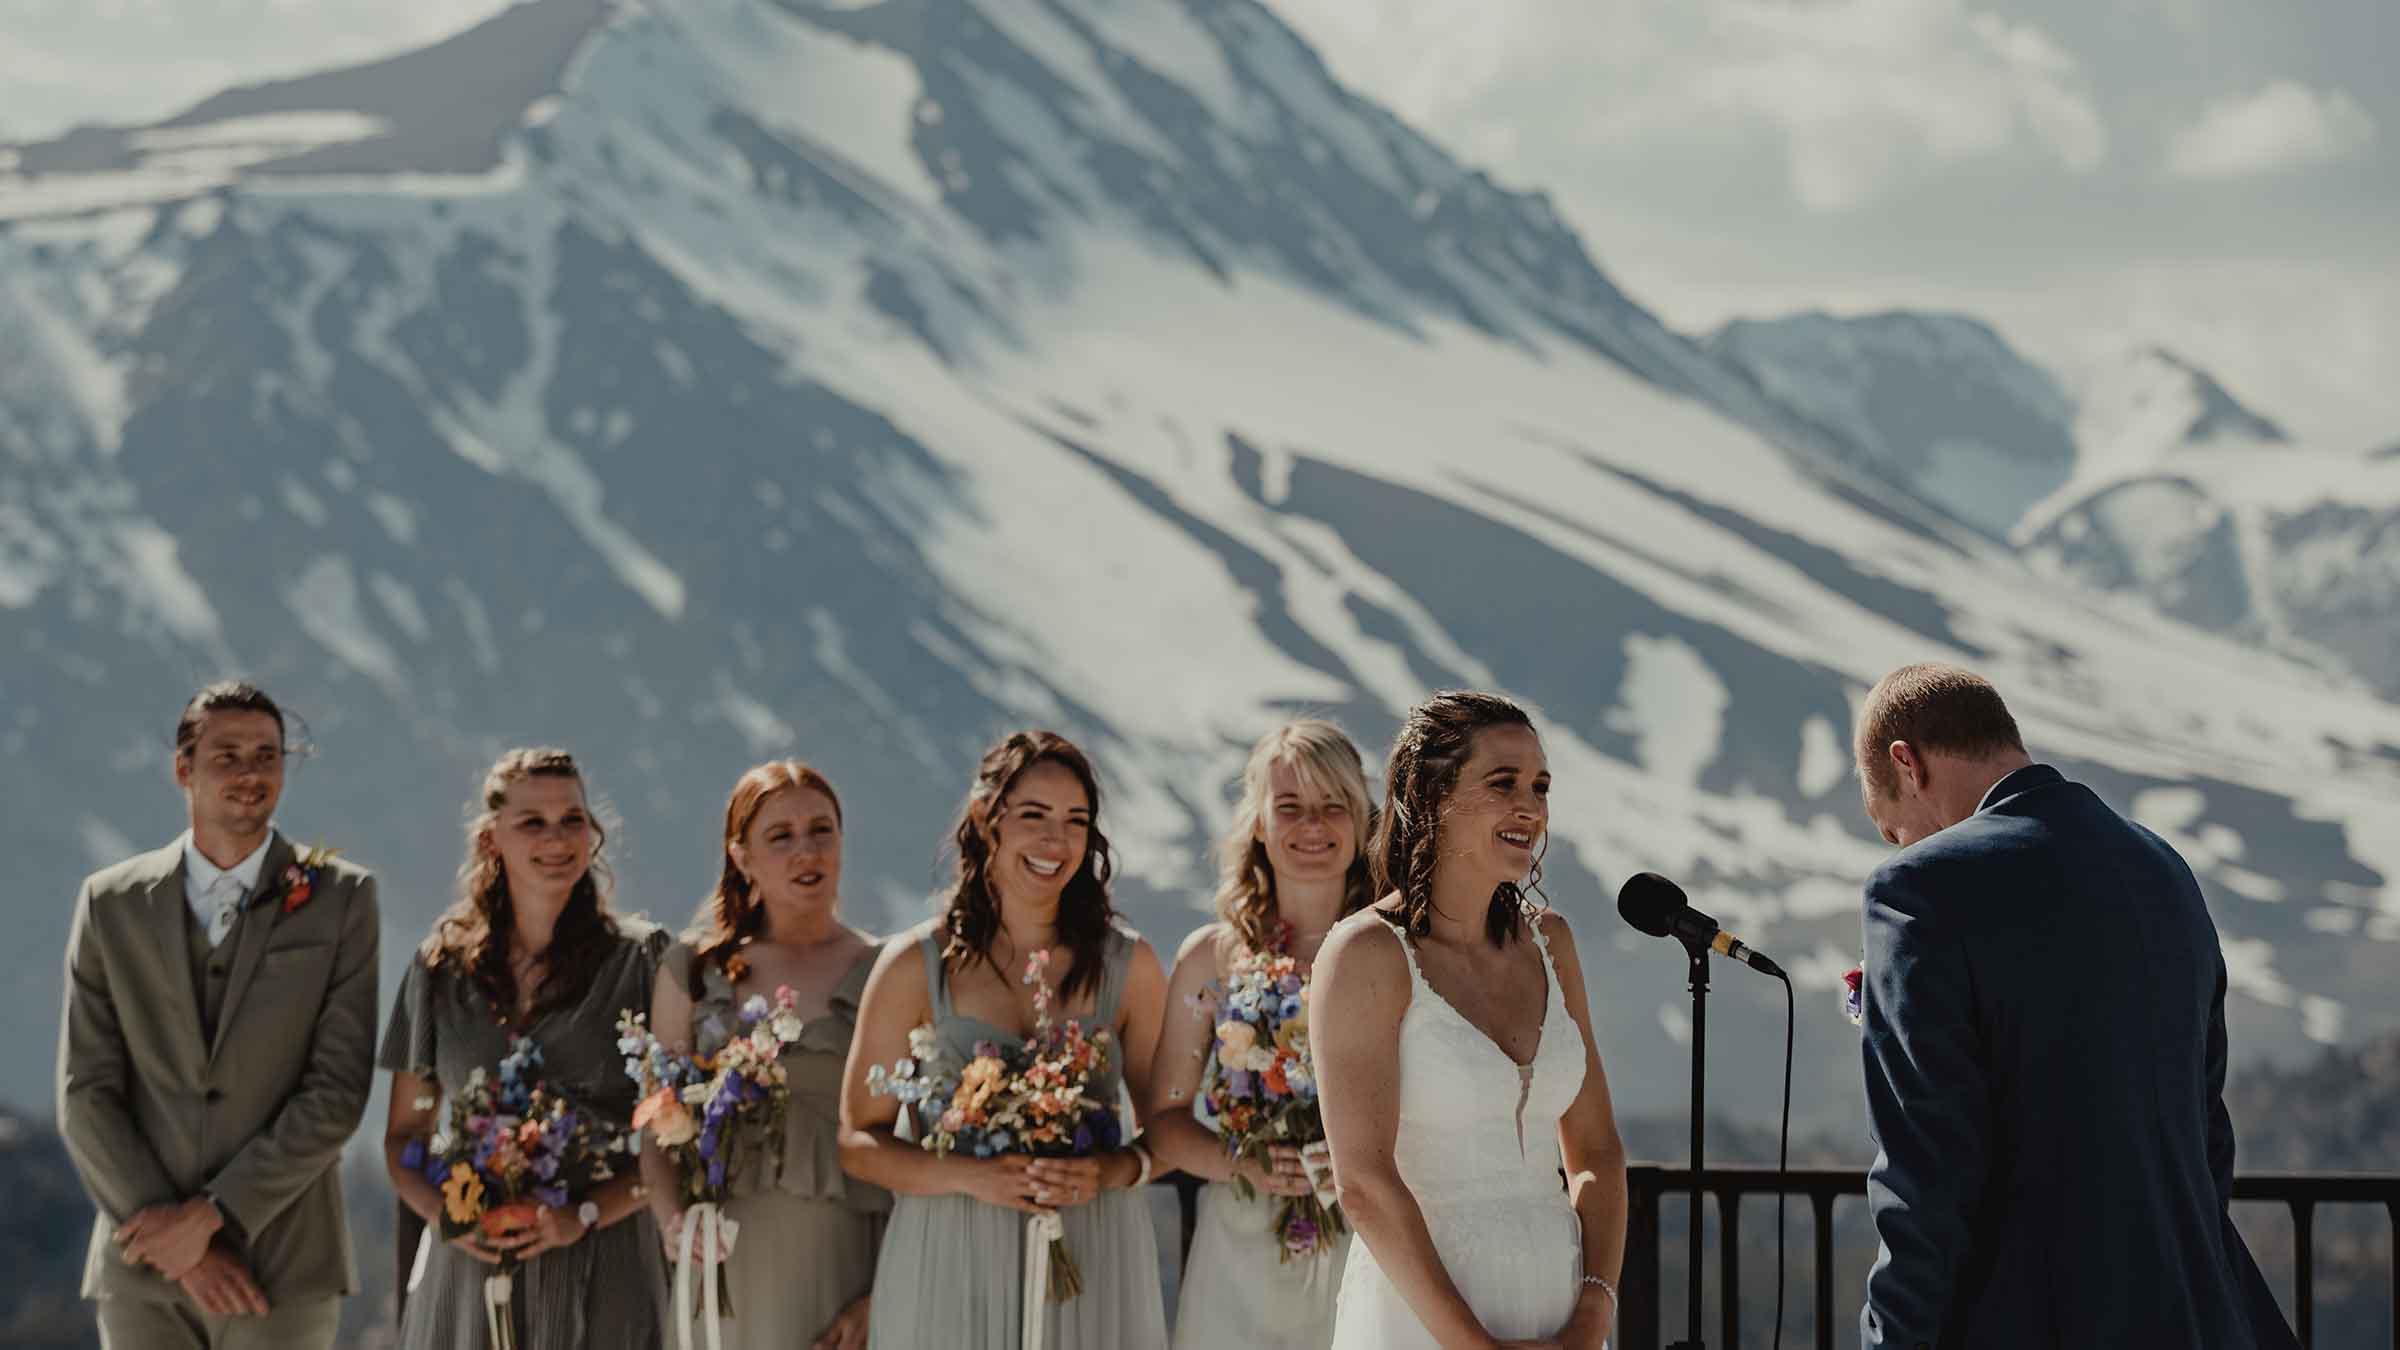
[1886,741,1927,793]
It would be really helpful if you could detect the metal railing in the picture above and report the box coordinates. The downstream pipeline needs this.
[398,1166,2398,1347]
[1612,1164,2400,1350]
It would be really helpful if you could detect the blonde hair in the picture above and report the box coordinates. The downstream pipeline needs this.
[1211,719,1377,955]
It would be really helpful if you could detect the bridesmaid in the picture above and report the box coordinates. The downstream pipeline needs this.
[381,747,668,1350]
[639,760,888,1350]
[1149,720,1376,1348]
[839,731,1171,1350]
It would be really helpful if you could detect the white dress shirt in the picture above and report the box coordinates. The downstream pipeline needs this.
[181,830,275,949]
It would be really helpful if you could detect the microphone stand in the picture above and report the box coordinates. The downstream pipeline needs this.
[1669,935,1710,1350]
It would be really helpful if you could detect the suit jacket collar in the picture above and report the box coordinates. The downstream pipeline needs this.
[1976,762,2064,815]
[137,846,209,1069]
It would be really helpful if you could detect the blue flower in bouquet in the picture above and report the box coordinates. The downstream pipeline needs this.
[1278,994,1304,1021]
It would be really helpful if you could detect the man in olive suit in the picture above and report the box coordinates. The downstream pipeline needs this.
[57,682,380,1349]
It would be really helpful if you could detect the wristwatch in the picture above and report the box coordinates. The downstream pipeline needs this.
[576,1200,601,1232]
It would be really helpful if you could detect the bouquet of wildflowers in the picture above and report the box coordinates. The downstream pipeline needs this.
[868,950,1118,1303]
[1197,948,1345,1260]
[617,986,809,1331]
[400,1037,621,1350]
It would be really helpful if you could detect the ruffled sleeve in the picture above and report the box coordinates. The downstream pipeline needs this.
[377,954,440,1079]
[764,951,890,1214]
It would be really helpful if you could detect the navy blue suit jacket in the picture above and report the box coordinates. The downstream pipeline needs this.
[1859,764,2296,1349]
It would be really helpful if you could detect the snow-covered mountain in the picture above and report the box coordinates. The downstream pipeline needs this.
[1707,311,2077,538]
[3,0,2395,1134]
[1715,311,2400,701]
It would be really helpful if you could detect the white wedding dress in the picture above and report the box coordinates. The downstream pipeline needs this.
[1328,913,1589,1349]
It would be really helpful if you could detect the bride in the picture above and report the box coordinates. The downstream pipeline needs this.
[1312,691,1628,1350]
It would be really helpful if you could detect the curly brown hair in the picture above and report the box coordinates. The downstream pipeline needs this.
[939,731,1119,1003]
[1369,691,1543,948]
[686,759,845,989]
[421,747,624,1023]
[1212,719,1377,956]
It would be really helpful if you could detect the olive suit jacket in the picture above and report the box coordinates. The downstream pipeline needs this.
[56,832,379,1304]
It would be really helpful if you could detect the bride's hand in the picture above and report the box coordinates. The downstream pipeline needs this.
[1558,1279,1616,1349]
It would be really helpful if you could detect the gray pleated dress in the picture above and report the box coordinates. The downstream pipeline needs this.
[659,941,889,1350]
[865,925,1170,1350]
[381,922,671,1350]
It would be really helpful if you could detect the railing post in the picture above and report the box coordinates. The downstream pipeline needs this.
[1813,1187,1837,1350]
[1720,1185,1741,1350]
[2292,1198,2315,1349]
[1622,1165,1661,1350]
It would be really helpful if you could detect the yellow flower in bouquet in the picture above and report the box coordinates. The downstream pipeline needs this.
[441,1163,486,1225]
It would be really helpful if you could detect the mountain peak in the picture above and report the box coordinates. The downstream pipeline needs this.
[2138,345,2288,445]
[1705,306,2075,536]
[3,0,607,187]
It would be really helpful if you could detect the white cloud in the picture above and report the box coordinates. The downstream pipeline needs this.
[1273,0,2105,215]
[1694,0,2107,211]
[2165,80,2377,180]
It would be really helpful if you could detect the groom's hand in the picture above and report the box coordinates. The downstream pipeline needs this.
[116,1196,224,1279]
[176,1242,270,1318]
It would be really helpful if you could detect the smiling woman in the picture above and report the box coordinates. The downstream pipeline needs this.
[836,730,1171,1350]
[1312,690,1629,1350]
[378,747,670,1350]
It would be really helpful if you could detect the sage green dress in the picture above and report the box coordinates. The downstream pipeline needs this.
[381,922,671,1350]
[865,925,1169,1350]
[660,941,889,1350]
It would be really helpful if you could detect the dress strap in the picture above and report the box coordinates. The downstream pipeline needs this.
[1373,912,1429,988]
[1091,926,1135,1028]
[918,930,953,1020]
[1523,905,1565,997]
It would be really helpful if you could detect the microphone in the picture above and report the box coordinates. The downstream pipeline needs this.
[1617,872,1786,978]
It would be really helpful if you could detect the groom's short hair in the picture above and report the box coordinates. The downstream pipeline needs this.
[174,680,287,757]
[1856,663,2026,798]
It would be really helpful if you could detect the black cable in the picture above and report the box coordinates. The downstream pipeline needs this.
[1773,971,1794,1349]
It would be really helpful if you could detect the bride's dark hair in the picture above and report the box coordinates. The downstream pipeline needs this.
[1370,690,1543,948]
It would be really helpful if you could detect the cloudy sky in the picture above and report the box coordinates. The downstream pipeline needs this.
[4,0,2391,449]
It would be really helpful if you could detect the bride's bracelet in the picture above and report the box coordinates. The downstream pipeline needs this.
[1128,1140,1155,1189]
[1580,1272,1617,1307]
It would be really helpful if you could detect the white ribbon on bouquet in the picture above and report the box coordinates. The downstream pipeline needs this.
[672,1202,737,1350]
[483,1270,517,1350]
[1019,1208,1064,1350]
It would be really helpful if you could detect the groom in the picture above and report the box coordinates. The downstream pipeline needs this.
[58,682,379,1349]
[1851,663,2295,1349]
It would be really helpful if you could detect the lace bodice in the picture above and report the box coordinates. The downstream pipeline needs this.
[1383,911,1585,1212]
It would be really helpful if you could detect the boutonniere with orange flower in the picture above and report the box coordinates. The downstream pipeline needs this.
[280,843,339,914]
